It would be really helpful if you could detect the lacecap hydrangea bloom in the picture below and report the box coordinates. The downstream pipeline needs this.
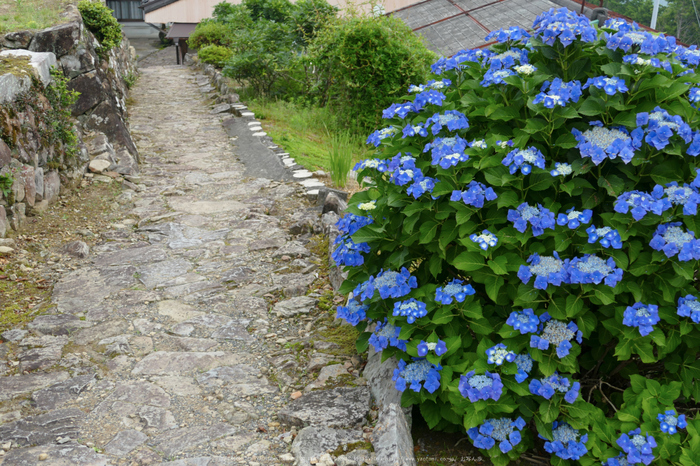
[366,127,398,147]
[354,158,388,172]
[468,417,526,453]
[606,28,674,55]
[413,89,447,110]
[572,121,641,165]
[332,236,370,266]
[481,68,516,87]
[568,254,623,287]
[677,294,700,323]
[635,107,693,151]
[424,136,469,169]
[402,122,428,139]
[534,78,582,108]
[431,48,492,75]
[417,339,447,357]
[382,102,416,119]
[556,207,592,229]
[531,312,583,358]
[393,358,441,393]
[406,176,438,199]
[649,222,700,261]
[514,354,533,383]
[657,410,686,435]
[368,319,407,352]
[407,78,451,93]
[488,48,529,70]
[335,299,368,327]
[617,429,657,465]
[543,421,589,460]
[485,26,531,43]
[508,203,556,236]
[434,278,475,304]
[615,190,668,220]
[623,53,673,72]
[450,180,498,208]
[691,87,700,103]
[470,230,498,250]
[518,252,569,290]
[550,162,572,176]
[501,146,546,175]
[387,154,419,186]
[582,76,628,95]
[336,213,373,236]
[506,308,540,335]
[425,110,469,135]
[486,343,516,365]
[529,373,580,403]
[586,225,623,249]
[392,298,428,324]
[354,267,418,301]
[622,302,660,337]
[652,181,700,216]
[533,7,597,47]
[459,370,503,402]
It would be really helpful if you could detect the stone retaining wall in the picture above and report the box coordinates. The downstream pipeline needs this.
[0,3,138,238]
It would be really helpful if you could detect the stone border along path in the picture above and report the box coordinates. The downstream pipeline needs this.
[0,55,416,465]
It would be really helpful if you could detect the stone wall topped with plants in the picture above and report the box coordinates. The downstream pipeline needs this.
[0,1,138,238]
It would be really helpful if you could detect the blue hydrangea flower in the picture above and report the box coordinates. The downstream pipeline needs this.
[658,410,687,435]
[583,76,628,95]
[488,48,529,70]
[402,123,428,139]
[586,225,623,249]
[677,295,700,323]
[652,182,700,216]
[435,279,475,304]
[481,68,516,87]
[572,121,641,165]
[413,89,447,110]
[534,78,582,108]
[470,230,498,250]
[550,162,572,177]
[506,308,540,335]
[606,28,675,54]
[514,64,537,75]
[533,7,597,47]
[354,158,389,172]
[354,268,418,301]
[424,136,469,169]
[649,222,700,261]
[543,422,589,460]
[689,88,700,103]
[469,139,487,149]
[368,319,407,352]
[486,343,516,366]
[531,313,583,358]
[617,429,657,465]
[366,127,398,147]
[467,417,526,453]
[382,102,417,119]
[335,299,368,326]
[485,26,531,43]
[431,49,493,75]
[568,254,623,287]
[529,373,580,403]
[514,354,533,383]
[518,252,569,290]
[678,45,700,66]
[332,236,371,266]
[508,203,556,236]
[393,358,441,393]
[615,190,669,220]
[623,53,673,72]
[556,207,592,229]
[406,177,438,199]
[450,181,498,208]
[336,213,374,236]
[497,139,514,150]
[459,370,503,402]
[604,17,639,32]
[417,339,447,357]
[623,302,660,337]
[388,154,418,186]
[636,107,694,150]
[408,78,452,93]
[502,146,546,175]
[602,453,632,466]
[425,110,469,135]
[392,298,428,324]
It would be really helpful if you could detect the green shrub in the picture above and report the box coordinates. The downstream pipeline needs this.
[188,20,236,49]
[335,9,700,466]
[310,14,436,129]
[45,67,80,157]
[78,0,122,53]
[198,44,233,68]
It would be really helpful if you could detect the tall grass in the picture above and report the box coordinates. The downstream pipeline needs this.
[0,0,72,34]
[327,129,354,188]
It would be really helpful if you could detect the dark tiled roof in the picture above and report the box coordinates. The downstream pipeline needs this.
[142,0,181,14]
[393,0,569,57]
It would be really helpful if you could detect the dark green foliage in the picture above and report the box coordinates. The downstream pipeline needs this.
[188,20,236,49]
[197,44,233,68]
[45,67,80,157]
[242,0,294,23]
[77,0,122,53]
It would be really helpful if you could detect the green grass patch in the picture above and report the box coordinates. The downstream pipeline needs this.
[0,0,73,34]
[246,98,371,179]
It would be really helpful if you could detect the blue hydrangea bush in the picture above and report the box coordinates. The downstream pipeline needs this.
[333,7,700,466]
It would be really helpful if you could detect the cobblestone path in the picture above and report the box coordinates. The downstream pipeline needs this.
[0,61,369,465]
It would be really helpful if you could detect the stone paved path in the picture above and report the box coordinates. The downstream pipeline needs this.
[0,60,370,465]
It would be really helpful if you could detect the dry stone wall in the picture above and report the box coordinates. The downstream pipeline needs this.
[0,3,137,238]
